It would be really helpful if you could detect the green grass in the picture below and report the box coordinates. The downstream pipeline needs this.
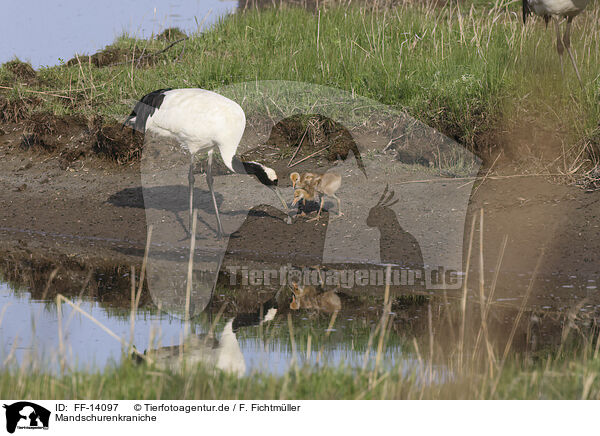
[1,0,599,169]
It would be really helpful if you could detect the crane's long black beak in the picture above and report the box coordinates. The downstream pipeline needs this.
[271,186,292,224]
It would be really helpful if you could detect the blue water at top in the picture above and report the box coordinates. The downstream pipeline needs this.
[0,0,237,68]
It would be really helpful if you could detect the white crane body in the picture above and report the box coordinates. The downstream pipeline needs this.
[527,0,589,17]
[143,89,246,171]
[126,88,290,237]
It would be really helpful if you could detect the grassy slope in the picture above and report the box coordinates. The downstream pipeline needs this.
[1,1,599,164]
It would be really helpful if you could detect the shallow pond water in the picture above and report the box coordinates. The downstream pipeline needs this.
[0,248,596,381]
[1,0,237,68]
[0,281,436,378]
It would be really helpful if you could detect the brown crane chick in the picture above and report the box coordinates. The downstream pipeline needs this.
[290,172,318,190]
[291,187,317,217]
[290,172,343,221]
[309,172,343,221]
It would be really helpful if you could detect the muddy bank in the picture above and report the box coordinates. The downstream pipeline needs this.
[0,119,598,301]
[0,83,598,325]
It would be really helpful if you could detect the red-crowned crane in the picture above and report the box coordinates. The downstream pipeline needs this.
[523,0,590,87]
[125,88,290,238]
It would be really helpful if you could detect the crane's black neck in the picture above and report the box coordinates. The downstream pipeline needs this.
[231,156,278,186]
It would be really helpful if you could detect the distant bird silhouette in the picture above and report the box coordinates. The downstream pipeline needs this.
[523,0,590,86]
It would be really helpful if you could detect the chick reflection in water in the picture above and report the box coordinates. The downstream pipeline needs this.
[138,308,277,377]
[289,283,341,313]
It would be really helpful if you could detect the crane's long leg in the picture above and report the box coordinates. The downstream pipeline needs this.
[188,155,195,232]
[206,149,224,238]
[563,17,584,88]
[553,18,565,77]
